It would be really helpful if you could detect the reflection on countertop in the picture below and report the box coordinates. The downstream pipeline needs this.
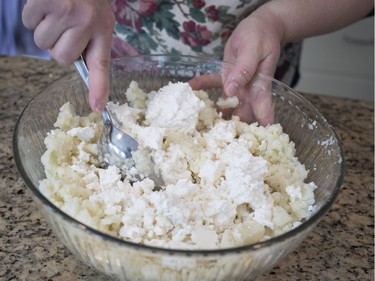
[0,56,373,281]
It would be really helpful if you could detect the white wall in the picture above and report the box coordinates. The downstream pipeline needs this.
[295,17,374,101]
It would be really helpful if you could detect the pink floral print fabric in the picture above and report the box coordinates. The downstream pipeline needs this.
[110,0,301,86]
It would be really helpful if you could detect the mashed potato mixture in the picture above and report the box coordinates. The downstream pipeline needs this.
[40,81,317,249]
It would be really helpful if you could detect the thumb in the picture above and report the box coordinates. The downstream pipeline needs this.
[223,52,257,98]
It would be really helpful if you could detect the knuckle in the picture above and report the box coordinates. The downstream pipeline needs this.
[240,67,252,81]
[81,2,115,30]
[83,4,97,25]
[99,58,111,70]
[59,0,75,17]
[90,57,111,72]
[234,66,252,86]
[79,2,100,28]
[106,10,116,28]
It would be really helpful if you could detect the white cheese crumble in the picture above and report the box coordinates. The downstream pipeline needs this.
[39,81,317,250]
[145,82,205,134]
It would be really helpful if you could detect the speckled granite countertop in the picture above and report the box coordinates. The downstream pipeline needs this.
[0,56,373,281]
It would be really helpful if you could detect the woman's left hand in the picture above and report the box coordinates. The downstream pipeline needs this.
[222,7,284,125]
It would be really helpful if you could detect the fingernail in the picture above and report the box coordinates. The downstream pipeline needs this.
[91,99,105,112]
[226,81,239,97]
[95,101,105,112]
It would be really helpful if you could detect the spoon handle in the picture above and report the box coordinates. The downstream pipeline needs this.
[74,56,90,88]
[74,56,114,124]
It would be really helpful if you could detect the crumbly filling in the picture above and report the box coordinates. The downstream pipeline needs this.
[39,81,317,250]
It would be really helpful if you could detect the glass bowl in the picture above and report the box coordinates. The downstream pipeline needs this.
[13,55,344,281]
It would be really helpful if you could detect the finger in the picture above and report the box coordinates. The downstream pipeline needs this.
[225,66,256,98]
[249,78,275,126]
[233,98,256,124]
[224,46,279,124]
[188,73,222,90]
[85,37,112,112]
[222,35,259,97]
[232,82,255,123]
[49,26,91,64]
[234,77,275,125]
[254,90,275,126]
[22,0,47,29]
[33,14,70,50]
[87,56,110,113]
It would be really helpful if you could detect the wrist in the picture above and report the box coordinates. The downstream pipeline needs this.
[250,3,287,45]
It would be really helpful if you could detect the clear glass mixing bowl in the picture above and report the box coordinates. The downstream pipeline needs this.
[13,55,344,281]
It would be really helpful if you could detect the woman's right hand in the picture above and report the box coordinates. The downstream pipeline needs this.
[22,0,115,112]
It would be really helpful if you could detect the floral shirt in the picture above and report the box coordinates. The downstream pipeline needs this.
[110,0,301,86]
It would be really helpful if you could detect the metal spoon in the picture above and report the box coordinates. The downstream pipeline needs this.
[74,57,163,186]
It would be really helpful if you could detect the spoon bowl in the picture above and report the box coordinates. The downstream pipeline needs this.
[97,108,139,169]
[74,58,162,186]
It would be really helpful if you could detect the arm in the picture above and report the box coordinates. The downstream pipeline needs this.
[22,0,115,112]
[263,0,374,44]
[223,0,373,123]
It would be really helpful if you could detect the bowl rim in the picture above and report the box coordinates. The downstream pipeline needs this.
[13,54,345,256]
